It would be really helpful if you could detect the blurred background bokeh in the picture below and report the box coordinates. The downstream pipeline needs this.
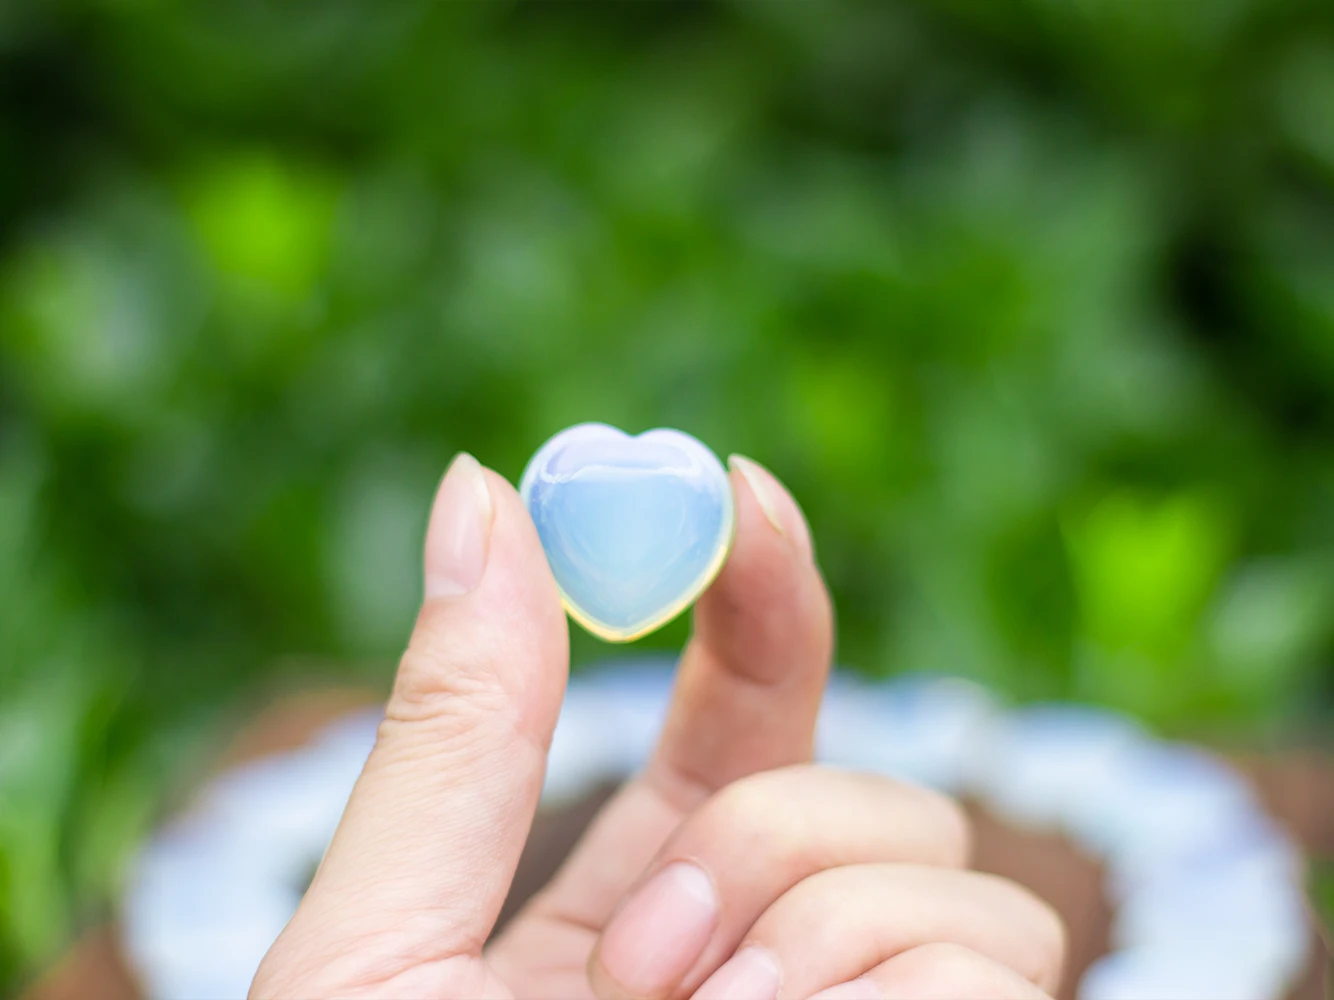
[2,0,1334,991]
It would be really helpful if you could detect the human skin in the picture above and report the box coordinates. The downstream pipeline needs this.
[250,453,1066,1000]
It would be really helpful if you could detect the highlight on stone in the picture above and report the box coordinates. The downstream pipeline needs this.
[519,423,735,641]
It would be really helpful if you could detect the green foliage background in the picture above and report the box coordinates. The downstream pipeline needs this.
[2,0,1334,989]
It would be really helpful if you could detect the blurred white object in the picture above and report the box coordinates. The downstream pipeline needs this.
[1112,864,1311,995]
[965,704,1147,833]
[817,674,996,793]
[122,709,382,1000]
[1075,744,1261,862]
[121,664,1312,1000]
[1104,810,1303,903]
[1079,948,1283,1000]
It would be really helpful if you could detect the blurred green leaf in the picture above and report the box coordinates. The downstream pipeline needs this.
[185,154,339,306]
[1066,491,1231,660]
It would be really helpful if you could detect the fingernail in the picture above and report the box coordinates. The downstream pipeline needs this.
[594,861,718,998]
[424,453,493,598]
[729,454,813,560]
[693,945,782,1000]
[809,977,885,1000]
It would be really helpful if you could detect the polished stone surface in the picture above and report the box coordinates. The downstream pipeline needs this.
[520,423,734,641]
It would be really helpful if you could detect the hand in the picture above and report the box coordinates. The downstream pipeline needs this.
[250,453,1066,1000]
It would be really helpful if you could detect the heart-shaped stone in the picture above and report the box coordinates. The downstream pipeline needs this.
[520,423,735,641]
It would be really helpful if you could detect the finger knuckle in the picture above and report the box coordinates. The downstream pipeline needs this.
[1026,894,1067,986]
[707,770,802,849]
[388,641,511,726]
[745,865,851,948]
[1025,893,1068,987]
[696,766,972,876]
[900,941,994,981]
[891,942,1041,999]
[705,766,847,871]
[815,768,971,867]
[968,873,1067,988]
[906,783,972,867]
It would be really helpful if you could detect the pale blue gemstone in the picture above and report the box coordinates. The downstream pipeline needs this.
[520,424,734,641]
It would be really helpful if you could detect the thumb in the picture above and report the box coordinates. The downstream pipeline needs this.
[256,454,569,990]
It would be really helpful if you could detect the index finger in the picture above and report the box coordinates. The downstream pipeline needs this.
[646,454,834,808]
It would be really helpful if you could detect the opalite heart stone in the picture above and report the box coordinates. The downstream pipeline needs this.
[520,423,735,641]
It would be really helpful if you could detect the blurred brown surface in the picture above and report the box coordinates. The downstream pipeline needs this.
[1242,754,1334,858]
[23,691,1334,1000]
[25,927,139,1000]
